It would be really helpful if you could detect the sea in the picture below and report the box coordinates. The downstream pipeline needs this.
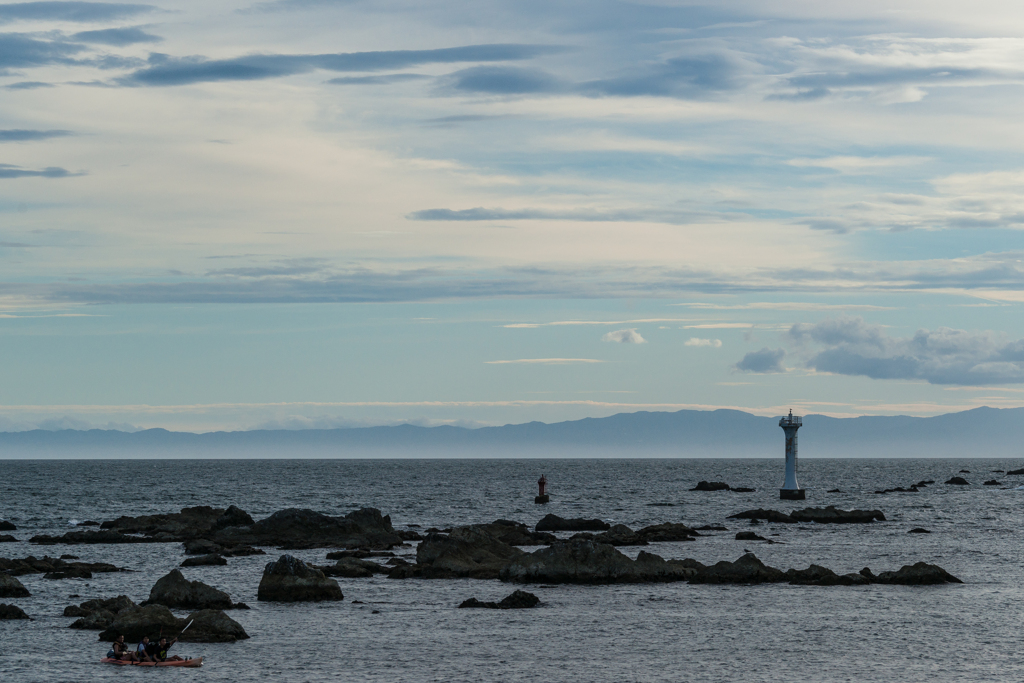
[1,457,1022,682]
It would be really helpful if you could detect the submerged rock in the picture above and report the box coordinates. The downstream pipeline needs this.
[0,555,123,577]
[416,527,527,579]
[320,557,387,578]
[30,529,153,545]
[790,506,886,524]
[735,531,766,541]
[459,590,540,609]
[0,535,16,543]
[44,567,92,580]
[181,554,227,567]
[535,514,610,532]
[257,555,343,602]
[0,603,29,619]
[690,481,731,492]
[144,569,241,610]
[183,539,264,557]
[636,523,699,542]
[0,521,16,531]
[499,539,695,584]
[728,509,796,523]
[1007,468,1024,475]
[570,524,647,546]
[908,528,931,534]
[0,573,30,598]
[944,477,970,486]
[984,480,1001,486]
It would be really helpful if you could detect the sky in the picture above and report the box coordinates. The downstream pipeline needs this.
[3,0,1024,432]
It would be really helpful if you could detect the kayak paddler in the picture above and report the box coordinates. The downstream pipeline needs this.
[155,636,184,662]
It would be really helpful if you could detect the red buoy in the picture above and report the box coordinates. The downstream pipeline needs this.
[535,475,549,504]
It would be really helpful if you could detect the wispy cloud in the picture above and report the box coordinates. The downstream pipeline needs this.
[71,26,161,46]
[0,129,73,142]
[685,337,722,347]
[602,328,645,343]
[0,2,155,24]
[485,358,605,364]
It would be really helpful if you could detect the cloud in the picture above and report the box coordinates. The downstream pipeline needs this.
[3,80,53,89]
[0,32,85,69]
[121,44,562,86]
[0,129,72,141]
[602,328,646,343]
[70,26,161,46]
[685,337,722,347]
[0,163,77,178]
[485,358,605,364]
[504,318,695,328]
[735,347,786,373]
[0,2,154,23]
[581,53,748,98]
[675,302,894,311]
[788,316,1024,385]
[407,206,718,224]
[444,65,565,95]
[326,73,428,85]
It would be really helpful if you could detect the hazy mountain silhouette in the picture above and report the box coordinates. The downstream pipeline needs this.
[1,406,1022,458]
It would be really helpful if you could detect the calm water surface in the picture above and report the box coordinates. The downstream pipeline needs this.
[1,458,1022,682]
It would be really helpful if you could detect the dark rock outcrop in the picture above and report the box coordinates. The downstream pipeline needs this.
[98,605,248,642]
[535,514,610,532]
[213,505,254,530]
[319,557,387,578]
[30,529,154,545]
[499,539,695,584]
[101,505,228,541]
[944,477,970,485]
[183,539,264,557]
[143,569,239,610]
[908,528,931,534]
[984,480,1001,486]
[690,481,730,492]
[0,535,16,543]
[790,506,886,524]
[416,527,527,579]
[0,603,29,619]
[460,520,555,546]
[689,553,787,584]
[1007,468,1024,475]
[728,509,796,523]
[0,521,16,531]
[44,566,92,580]
[569,524,647,546]
[325,549,394,560]
[257,555,343,602]
[786,565,869,586]
[874,562,962,585]
[0,555,123,576]
[215,508,403,550]
[735,531,766,541]
[181,554,227,567]
[459,590,540,609]
[0,573,30,598]
[66,595,136,630]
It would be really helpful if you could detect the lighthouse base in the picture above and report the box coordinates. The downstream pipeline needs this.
[779,488,806,500]
[534,495,550,504]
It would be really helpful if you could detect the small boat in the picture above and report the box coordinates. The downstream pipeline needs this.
[101,657,203,667]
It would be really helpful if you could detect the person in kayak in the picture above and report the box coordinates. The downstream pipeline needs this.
[154,636,184,662]
[107,634,138,662]
[137,635,156,662]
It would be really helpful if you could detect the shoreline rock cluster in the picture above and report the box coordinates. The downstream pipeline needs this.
[0,555,126,579]
[690,481,756,493]
[728,506,886,524]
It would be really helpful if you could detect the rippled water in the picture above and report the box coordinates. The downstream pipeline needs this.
[1,458,1022,682]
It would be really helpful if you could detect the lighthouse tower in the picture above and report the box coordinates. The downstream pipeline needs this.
[779,409,805,500]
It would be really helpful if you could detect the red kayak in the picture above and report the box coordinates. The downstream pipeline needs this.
[102,657,203,667]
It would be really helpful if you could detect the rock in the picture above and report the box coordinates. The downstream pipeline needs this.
[325,549,394,560]
[874,562,962,585]
[44,567,92,580]
[60,554,79,560]
[944,477,970,485]
[0,603,29,619]
[535,514,610,532]
[636,523,699,542]
[727,509,796,524]
[30,529,153,545]
[1007,468,1024,475]
[577,528,638,548]
[416,528,527,579]
[908,528,931,534]
[859,567,876,581]
[984,480,1001,486]
[0,573,30,598]
[181,554,228,567]
[459,590,540,609]
[959,469,971,473]
[0,521,16,531]
[78,521,100,526]
[690,481,731,492]
[694,525,727,531]
[689,553,787,584]
[827,488,842,493]
[499,539,694,584]
[101,505,229,540]
[386,564,422,579]
[70,609,116,630]
[396,529,423,541]
[461,520,555,546]
[789,506,886,524]
[257,555,343,602]
[735,531,765,541]
[215,507,403,550]
[320,557,386,578]
[98,604,181,642]
[0,535,17,542]
[178,609,249,643]
[0,555,123,576]
[213,505,254,530]
[143,569,237,610]
[730,487,756,493]
[183,539,222,555]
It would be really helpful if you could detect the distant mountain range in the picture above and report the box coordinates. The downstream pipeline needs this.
[1,406,1023,458]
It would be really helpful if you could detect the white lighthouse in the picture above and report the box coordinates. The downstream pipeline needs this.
[779,409,805,500]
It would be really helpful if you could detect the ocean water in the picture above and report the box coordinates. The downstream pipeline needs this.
[1,457,1022,682]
